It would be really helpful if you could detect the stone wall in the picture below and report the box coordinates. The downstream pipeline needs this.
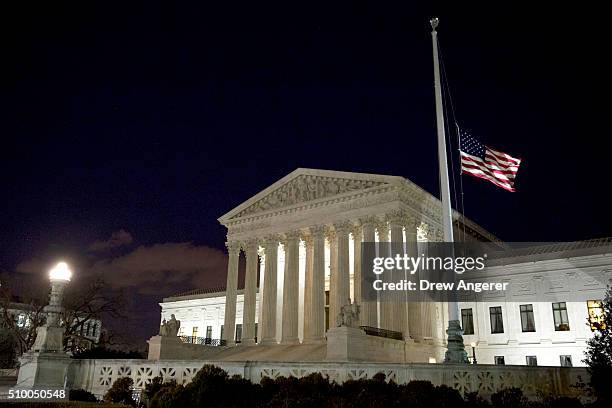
[67,358,590,401]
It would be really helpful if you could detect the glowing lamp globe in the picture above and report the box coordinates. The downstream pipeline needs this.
[49,262,72,282]
[470,342,477,348]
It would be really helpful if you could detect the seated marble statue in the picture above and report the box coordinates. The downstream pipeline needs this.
[159,314,181,337]
[336,298,360,328]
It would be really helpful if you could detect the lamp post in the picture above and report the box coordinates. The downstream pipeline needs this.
[16,261,74,390]
[30,262,72,353]
[470,342,477,364]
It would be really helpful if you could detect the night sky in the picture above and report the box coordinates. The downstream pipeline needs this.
[1,3,609,344]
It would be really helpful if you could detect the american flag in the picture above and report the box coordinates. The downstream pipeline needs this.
[459,129,522,192]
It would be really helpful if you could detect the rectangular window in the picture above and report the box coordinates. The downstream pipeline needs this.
[526,356,538,366]
[520,304,536,332]
[325,290,330,331]
[552,302,570,331]
[17,314,26,328]
[192,327,198,341]
[494,356,505,365]
[587,300,605,331]
[461,308,474,335]
[220,325,224,340]
[86,322,91,336]
[205,326,212,344]
[560,355,573,367]
[490,306,504,334]
[255,323,258,341]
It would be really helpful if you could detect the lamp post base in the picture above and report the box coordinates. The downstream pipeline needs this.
[15,351,71,390]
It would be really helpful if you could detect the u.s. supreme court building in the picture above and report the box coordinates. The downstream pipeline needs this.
[156,168,610,367]
[66,168,611,398]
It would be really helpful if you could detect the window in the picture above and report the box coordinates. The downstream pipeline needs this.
[587,300,605,331]
[255,323,258,341]
[552,302,570,331]
[235,324,242,343]
[494,356,505,365]
[490,306,504,334]
[205,326,212,344]
[86,323,91,336]
[526,356,538,366]
[92,323,98,337]
[560,355,573,367]
[17,314,26,328]
[461,308,474,335]
[520,304,536,332]
[192,327,198,341]
[220,325,224,340]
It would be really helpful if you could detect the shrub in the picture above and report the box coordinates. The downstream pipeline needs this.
[68,388,98,402]
[491,387,529,408]
[104,376,137,407]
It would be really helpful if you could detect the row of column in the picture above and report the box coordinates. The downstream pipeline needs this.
[222,213,437,346]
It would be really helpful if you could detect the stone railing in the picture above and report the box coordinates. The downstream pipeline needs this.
[178,336,227,346]
[67,358,590,401]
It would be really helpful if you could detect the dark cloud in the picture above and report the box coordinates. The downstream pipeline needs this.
[88,229,134,252]
[89,242,228,295]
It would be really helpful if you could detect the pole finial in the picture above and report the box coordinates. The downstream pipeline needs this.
[430,17,439,31]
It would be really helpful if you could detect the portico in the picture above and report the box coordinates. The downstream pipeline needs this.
[217,168,495,360]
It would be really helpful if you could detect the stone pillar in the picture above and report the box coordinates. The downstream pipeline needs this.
[259,236,278,345]
[242,239,258,345]
[281,231,300,344]
[302,234,314,341]
[304,225,326,342]
[406,217,423,341]
[388,213,406,335]
[335,222,352,326]
[351,224,363,307]
[360,217,378,328]
[376,221,392,331]
[327,228,338,331]
[222,241,241,345]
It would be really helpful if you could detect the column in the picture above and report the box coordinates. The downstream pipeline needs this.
[302,234,314,341]
[351,224,362,309]
[360,217,378,328]
[242,239,258,345]
[281,231,300,344]
[259,236,278,345]
[335,222,351,320]
[222,241,241,345]
[405,216,421,341]
[388,213,407,335]
[376,221,392,331]
[327,228,338,330]
[304,225,326,342]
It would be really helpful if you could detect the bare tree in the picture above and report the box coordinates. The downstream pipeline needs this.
[0,273,125,357]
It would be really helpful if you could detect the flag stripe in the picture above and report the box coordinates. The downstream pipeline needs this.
[458,129,522,192]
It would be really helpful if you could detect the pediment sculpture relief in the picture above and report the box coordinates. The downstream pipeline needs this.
[235,175,386,218]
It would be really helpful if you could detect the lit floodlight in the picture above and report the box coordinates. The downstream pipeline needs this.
[49,262,72,281]
[470,342,476,348]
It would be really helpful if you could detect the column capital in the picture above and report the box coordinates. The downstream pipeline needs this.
[242,238,259,251]
[226,241,241,254]
[284,230,301,242]
[301,233,313,248]
[333,220,352,235]
[417,222,431,241]
[359,215,379,227]
[262,235,280,248]
[325,225,336,241]
[308,225,327,237]
[351,224,363,240]
[375,219,389,235]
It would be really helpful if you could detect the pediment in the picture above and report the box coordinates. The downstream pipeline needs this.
[219,168,404,222]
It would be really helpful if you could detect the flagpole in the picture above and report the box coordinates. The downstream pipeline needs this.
[430,17,468,363]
